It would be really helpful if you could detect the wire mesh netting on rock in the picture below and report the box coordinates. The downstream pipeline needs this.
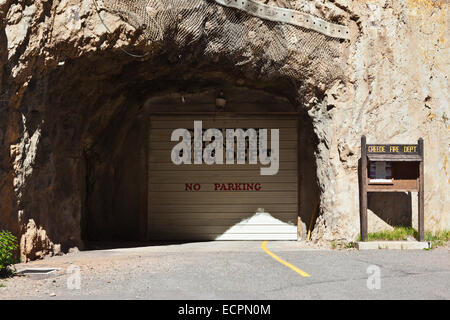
[95,0,348,83]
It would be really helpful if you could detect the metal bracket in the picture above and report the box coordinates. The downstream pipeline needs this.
[214,0,350,40]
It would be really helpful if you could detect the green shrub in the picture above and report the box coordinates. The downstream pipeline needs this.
[0,230,18,277]
[425,230,450,248]
[366,227,417,241]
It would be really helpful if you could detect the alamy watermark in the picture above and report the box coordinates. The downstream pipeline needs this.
[67,265,81,290]
[366,265,381,290]
[170,121,279,175]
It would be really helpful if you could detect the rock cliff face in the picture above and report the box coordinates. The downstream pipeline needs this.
[0,0,448,260]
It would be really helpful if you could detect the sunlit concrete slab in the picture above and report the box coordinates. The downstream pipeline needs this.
[357,241,431,250]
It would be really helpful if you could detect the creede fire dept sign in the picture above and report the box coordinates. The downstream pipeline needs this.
[147,115,298,240]
[359,136,425,241]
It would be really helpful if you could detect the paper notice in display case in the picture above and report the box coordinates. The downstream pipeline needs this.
[369,161,393,184]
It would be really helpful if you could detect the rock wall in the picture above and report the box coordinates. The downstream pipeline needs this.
[310,0,449,241]
[0,0,448,260]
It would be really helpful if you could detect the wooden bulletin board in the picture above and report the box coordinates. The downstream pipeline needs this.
[359,136,424,241]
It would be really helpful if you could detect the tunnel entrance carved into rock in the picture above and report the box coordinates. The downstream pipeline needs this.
[0,0,351,259]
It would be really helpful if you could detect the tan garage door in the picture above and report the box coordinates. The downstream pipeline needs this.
[148,115,298,240]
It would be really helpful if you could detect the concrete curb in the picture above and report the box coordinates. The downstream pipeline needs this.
[357,241,431,250]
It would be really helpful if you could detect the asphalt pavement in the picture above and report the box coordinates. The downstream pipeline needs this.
[1,241,448,299]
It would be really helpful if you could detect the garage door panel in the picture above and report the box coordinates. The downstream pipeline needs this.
[148,233,298,241]
[150,128,298,142]
[149,182,297,192]
[148,116,298,241]
[150,216,298,226]
[150,119,298,129]
[150,140,298,150]
[150,199,297,206]
[149,171,298,183]
[150,192,297,203]
[150,115,297,121]
[148,161,298,171]
[149,149,297,163]
[149,204,298,213]
[149,225,297,233]
[215,233,298,240]
[149,211,297,220]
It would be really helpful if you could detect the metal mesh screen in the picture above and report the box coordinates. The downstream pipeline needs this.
[95,0,348,83]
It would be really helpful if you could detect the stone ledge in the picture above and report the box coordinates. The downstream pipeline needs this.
[356,241,431,250]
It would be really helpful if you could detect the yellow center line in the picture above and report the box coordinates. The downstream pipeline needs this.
[261,240,311,277]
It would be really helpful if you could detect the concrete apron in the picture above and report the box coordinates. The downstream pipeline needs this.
[357,241,431,250]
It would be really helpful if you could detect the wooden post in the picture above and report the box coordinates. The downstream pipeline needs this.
[418,138,424,241]
[360,136,368,241]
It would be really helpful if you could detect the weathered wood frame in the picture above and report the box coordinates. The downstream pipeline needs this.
[359,136,424,241]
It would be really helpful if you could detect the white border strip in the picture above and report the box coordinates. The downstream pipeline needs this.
[214,0,350,40]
